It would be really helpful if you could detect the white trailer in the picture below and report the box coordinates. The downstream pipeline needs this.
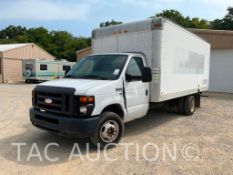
[22,59,75,83]
[30,18,210,147]
[92,18,210,102]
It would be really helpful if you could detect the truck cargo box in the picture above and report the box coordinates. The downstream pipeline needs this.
[92,18,210,102]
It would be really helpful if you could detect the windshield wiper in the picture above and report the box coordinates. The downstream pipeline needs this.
[79,75,108,80]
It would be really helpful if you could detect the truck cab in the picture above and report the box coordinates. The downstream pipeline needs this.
[30,53,152,147]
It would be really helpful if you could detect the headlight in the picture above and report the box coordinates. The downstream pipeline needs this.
[80,106,87,113]
[74,96,95,115]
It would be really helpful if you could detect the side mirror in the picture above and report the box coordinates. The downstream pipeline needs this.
[142,67,152,83]
[64,67,71,75]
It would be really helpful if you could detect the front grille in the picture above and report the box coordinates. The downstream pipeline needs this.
[37,91,64,112]
[33,86,75,116]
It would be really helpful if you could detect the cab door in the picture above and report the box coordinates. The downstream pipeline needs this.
[124,56,149,122]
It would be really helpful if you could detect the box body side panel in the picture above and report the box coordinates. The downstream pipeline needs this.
[158,21,210,101]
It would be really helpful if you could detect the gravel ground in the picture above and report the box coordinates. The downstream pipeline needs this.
[0,84,232,175]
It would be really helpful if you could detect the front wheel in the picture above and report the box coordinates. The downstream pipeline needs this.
[90,112,124,148]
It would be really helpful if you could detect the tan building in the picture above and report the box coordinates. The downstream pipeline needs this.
[0,43,55,83]
[191,29,233,93]
[191,29,233,49]
[75,47,92,61]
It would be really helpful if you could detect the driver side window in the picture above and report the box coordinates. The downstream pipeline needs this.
[126,57,144,81]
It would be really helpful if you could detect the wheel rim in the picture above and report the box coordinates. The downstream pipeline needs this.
[100,120,119,143]
[190,99,195,112]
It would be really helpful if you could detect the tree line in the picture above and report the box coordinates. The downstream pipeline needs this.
[102,7,233,30]
[0,7,232,61]
[154,7,233,30]
[0,27,91,61]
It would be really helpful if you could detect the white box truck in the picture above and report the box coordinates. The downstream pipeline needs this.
[30,18,210,147]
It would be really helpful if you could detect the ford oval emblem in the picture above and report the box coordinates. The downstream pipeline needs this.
[44,98,53,104]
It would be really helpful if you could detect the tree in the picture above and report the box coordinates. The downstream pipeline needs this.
[50,31,91,61]
[155,10,189,27]
[27,27,52,49]
[0,25,27,39]
[0,26,91,62]
[211,7,233,30]
[154,9,210,29]
[100,20,123,28]
[190,18,209,29]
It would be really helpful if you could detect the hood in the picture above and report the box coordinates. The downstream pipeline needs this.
[38,78,120,95]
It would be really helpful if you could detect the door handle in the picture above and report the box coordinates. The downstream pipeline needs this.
[145,89,148,96]
[116,88,123,95]
[115,88,123,92]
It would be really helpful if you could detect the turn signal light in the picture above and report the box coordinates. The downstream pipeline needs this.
[80,96,88,103]
[79,96,95,104]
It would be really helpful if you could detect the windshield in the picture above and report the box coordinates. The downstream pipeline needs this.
[66,54,128,80]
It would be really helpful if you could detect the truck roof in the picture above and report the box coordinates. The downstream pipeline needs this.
[92,17,209,45]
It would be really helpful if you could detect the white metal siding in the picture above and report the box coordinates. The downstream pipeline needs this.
[209,50,233,93]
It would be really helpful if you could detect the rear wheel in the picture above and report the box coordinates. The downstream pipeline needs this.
[177,97,184,114]
[25,79,31,83]
[184,96,195,115]
[90,112,124,148]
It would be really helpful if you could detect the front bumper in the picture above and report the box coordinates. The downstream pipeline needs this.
[30,108,99,137]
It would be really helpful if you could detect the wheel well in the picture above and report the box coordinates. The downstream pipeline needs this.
[102,104,124,119]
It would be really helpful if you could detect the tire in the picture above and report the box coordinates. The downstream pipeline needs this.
[24,69,32,77]
[26,79,32,83]
[184,96,195,115]
[90,112,124,148]
[177,97,184,114]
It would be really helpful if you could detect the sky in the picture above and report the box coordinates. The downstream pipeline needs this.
[0,0,232,37]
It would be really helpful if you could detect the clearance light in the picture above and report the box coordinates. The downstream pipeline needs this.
[88,96,95,103]
[152,23,162,30]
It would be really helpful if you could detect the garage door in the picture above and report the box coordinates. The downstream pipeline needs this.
[209,50,233,93]
[3,58,23,83]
